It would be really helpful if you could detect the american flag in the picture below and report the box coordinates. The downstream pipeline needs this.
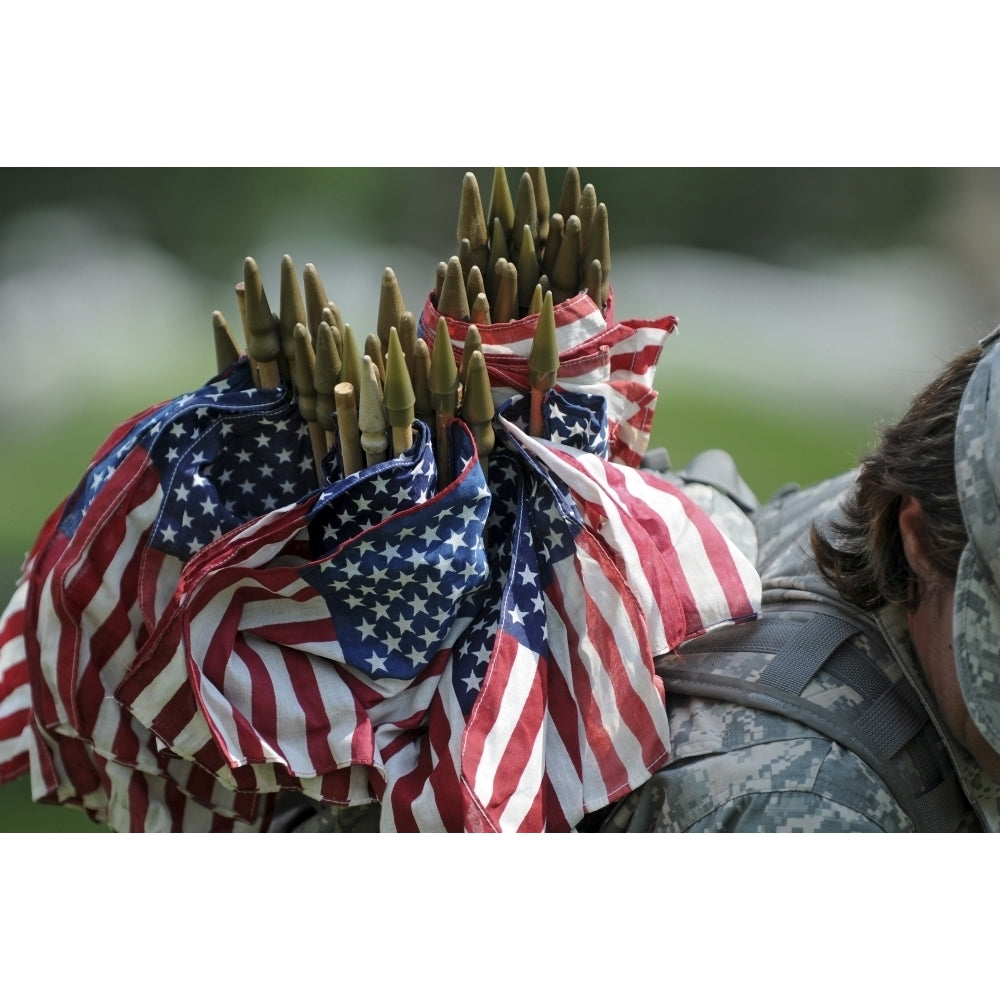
[3,360,318,830]
[115,420,489,822]
[419,288,676,468]
[0,294,761,832]
[110,389,760,832]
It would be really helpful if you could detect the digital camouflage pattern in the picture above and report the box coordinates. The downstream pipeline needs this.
[954,336,1000,756]
[600,472,999,833]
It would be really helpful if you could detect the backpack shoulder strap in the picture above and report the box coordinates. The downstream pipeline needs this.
[655,607,967,832]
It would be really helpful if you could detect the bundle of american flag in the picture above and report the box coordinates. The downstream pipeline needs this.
[0,168,762,831]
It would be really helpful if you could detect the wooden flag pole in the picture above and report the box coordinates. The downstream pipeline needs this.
[243,257,283,389]
[212,310,241,371]
[376,266,405,360]
[461,349,495,474]
[234,280,260,389]
[314,322,341,452]
[334,383,364,477]
[528,291,559,437]
[358,356,388,467]
[430,315,460,489]
[293,323,329,487]
[384,326,416,457]
[279,254,307,382]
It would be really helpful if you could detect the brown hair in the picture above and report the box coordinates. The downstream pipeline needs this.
[811,347,980,612]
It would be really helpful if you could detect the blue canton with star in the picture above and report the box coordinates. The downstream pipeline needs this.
[301,421,492,682]
[59,360,316,560]
[446,421,586,713]
[499,388,609,458]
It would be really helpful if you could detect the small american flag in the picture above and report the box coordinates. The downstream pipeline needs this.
[116,419,492,828]
[419,288,676,468]
[7,360,318,830]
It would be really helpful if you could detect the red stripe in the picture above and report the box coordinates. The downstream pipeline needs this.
[282,645,339,776]
[564,472,696,645]
[546,568,634,798]
[422,292,603,351]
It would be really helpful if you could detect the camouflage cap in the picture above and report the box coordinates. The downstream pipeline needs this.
[954,329,1000,753]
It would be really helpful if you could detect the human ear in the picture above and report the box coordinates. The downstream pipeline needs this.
[898,494,935,584]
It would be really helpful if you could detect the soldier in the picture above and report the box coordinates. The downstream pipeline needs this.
[597,335,1000,832]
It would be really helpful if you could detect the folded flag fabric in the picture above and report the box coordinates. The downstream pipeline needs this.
[4,360,319,830]
[107,389,760,832]
[116,420,491,828]
[419,288,676,468]
[0,288,762,832]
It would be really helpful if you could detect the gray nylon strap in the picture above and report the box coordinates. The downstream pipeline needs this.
[856,678,926,760]
[913,771,967,831]
[757,614,859,694]
[657,667,935,831]
[656,608,963,832]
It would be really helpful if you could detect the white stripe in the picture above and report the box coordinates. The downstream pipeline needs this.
[470,639,538,811]
[549,553,653,794]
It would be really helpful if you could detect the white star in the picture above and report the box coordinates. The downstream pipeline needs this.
[357,618,379,641]
[367,651,389,675]
[463,671,483,694]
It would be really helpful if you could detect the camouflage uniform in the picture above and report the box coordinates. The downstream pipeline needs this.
[600,472,1000,833]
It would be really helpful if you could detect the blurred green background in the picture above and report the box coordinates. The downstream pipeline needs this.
[3,166,1000,832]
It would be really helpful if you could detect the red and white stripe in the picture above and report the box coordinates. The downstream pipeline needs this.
[505,420,762,651]
[0,575,31,783]
[420,289,677,467]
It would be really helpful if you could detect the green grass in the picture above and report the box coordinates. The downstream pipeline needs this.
[0,384,879,832]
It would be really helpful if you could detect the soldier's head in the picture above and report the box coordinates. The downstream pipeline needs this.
[813,338,1000,777]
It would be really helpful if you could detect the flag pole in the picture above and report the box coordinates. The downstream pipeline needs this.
[385,326,416,457]
[212,310,241,372]
[243,257,283,389]
[430,316,459,489]
[293,323,329,487]
[358,356,388,467]
[528,291,559,437]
